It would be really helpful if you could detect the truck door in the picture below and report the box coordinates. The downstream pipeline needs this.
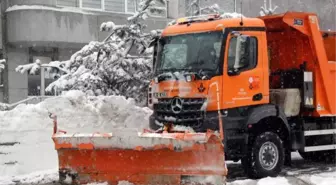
[222,30,268,109]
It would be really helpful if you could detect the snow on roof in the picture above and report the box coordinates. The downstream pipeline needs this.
[6,5,95,15]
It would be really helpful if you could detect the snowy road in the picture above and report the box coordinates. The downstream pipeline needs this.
[0,93,335,185]
[2,153,335,185]
[226,153,336,185]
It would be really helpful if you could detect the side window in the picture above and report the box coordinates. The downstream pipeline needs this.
[227,36,258,74]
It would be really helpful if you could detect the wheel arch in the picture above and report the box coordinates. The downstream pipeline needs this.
[246,104,291,147]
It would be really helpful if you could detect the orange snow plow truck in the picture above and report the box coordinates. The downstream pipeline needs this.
[52,12,336,184]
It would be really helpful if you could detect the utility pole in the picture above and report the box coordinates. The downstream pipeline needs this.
[234,0,237,12]
[40,65,45,96]
[1,0,8,103]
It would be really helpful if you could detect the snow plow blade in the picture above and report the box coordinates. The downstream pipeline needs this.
[52,120,227,185]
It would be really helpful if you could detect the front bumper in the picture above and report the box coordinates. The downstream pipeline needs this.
[150,110,249,161]
[149,111,221,132]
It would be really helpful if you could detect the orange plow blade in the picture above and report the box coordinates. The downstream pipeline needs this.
[52,129,227,185]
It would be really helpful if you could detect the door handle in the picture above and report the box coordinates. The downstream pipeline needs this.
[253,93,263,101]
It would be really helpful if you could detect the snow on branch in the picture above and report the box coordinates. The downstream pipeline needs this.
[15,0,161,106]
[0,102,9,111]
[260,0,278,16]
[16,59,41,74]
[200,4,221,15]
[221,12,245,19]
[127,0,157,22]
[0,59,6,71]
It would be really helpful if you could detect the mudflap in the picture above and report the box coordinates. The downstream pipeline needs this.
[52,129,227,185]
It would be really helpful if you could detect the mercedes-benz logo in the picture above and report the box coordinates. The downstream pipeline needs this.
[171,97,183,114]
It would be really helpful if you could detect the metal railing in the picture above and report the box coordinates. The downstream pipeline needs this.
[0,96,53,111]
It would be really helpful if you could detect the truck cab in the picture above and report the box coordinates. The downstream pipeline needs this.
[148,12,336,178]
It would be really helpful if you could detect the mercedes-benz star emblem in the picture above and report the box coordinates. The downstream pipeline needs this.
[171,97,183,114]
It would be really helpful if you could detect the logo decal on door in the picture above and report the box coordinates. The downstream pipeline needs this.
[248,76,260,90]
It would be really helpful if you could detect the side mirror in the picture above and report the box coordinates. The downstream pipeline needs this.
[228,34,250,76]
[149,37,160,69]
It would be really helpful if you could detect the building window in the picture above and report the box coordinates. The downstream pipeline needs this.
[57,0,79,7]
[82,0,102,10]
[105,0,126,12]
[56,0,167,16]
[127,0,136,13]
[28,48,58,96]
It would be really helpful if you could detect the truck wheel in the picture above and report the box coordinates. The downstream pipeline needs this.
[242,132,285,178]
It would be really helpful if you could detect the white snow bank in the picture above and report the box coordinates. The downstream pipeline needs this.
[0,91,152,176]
[1,169,335,185]
[6,5,95,15]
[227,177,290,185]
[0,169,58,185]
[0,170,107,185]
[308,171,336,185]
[221,12,245,19]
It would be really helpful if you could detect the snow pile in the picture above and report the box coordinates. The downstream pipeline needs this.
[0,169,58,185]
[221,12,245,19]
[307,171,336,185]
[0,91,152,176]
[227,177,290,185]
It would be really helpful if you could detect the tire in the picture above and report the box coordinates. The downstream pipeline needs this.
[242,132,285,178]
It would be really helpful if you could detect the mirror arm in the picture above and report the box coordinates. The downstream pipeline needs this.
[228,68,241,76]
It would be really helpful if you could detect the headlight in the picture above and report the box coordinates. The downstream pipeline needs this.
[186,75,192,82]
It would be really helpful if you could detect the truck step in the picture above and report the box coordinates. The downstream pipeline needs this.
[304,144,336,152]
[304,129,336,136]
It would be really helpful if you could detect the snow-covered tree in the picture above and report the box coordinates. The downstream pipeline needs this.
[0,59,7,110]
[187,0,223,16]
[322,0,335,16]
[15,0,163,106]
[260,0,278,16]
[0,59,5,87]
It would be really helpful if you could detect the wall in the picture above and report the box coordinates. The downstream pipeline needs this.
[166,0,179,19]
[7,7,170,48]
[7,9,98,48]
[9,0,57,6]
[0,88,3,102]
[58,48,76,61]
[6,47,29,103]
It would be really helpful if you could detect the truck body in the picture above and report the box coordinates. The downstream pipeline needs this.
[149,12,336,178]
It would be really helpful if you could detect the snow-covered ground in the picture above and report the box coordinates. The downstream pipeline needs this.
[0,91,152,176]
[0,159,335,185]
[0,91,335,185]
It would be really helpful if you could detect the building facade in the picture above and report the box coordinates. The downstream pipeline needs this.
[0,0,334,103]
[0,0,234,104]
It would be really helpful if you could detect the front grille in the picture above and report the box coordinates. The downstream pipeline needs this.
[153,97,206,126]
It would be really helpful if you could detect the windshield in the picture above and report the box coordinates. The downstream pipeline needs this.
[155,31,223,75]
